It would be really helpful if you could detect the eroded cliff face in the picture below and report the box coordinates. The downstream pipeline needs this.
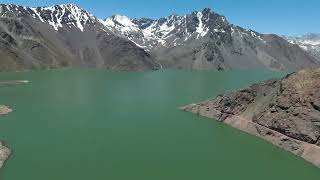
[181,69,320,168]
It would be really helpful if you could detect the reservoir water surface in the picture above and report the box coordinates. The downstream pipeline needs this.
[0,69,319,179]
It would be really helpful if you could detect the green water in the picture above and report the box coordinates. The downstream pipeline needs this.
[0,69,319,180]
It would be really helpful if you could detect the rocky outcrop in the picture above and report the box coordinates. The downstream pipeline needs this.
[0,142,10,169]
[0,105,12,168]
[0,105,12,115]
[181,68,320,168]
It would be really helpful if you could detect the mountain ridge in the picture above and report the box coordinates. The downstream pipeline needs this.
[0,3,160,71]
[103,7,320,71]
[284,33,320,60]
[0,3,319,71]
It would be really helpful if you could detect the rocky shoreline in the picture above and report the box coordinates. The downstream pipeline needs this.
[181,69,320,168]
[0,105,12,169]
[0,81,28,169]
[0,142,10,169]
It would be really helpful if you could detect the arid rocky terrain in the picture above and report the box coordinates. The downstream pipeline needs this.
[181,68,320,167]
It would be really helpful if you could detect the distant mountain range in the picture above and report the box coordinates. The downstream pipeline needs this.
[284,33,320,60]
[0,3,319,71]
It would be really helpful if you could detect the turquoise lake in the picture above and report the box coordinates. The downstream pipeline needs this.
[0,69,319,179]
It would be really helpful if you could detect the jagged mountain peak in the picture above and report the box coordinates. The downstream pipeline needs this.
[285,33,320,60]
[56,3,80,8]
[105,14,138,28]
[0,3,88,16]
[0,3,98,31]
[101,7,319,71]
[285,33,320,46]
[191,8,214,16]
[0,3,318,72]
[99,8,320,71]
[102,8,235,50]
[202,7,213,13]
[102,14,140,37]
[0,3,159,71]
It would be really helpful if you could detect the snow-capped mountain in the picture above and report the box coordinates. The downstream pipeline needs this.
[285,33,320,60]
[104,8,320,70]
[0,3,159,71]
[0,3,319,71]
[103,8,263,50]
[0,4,99,31]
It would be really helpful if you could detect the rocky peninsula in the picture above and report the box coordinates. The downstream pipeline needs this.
[181,68,320,168]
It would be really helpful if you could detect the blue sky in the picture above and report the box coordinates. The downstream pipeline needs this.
[2,0,319,36]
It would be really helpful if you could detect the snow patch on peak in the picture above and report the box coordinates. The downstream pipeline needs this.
[2,4,96,31]
[301,40,320,46]
[244,29,266,43]
[60,4,88,31]
[195,12,208,38]
[103,15,140,34]
[158,21,175,38]
[285,34,320,52]
[58,4,97,31]
[114,15,136,27]
[30,7,45,22]
[58,3,79,9]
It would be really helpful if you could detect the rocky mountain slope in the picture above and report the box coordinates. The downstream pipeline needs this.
[0,4,159,71]
[285,33,320,60]
[104,9,320,71]
[181,69,320,167]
